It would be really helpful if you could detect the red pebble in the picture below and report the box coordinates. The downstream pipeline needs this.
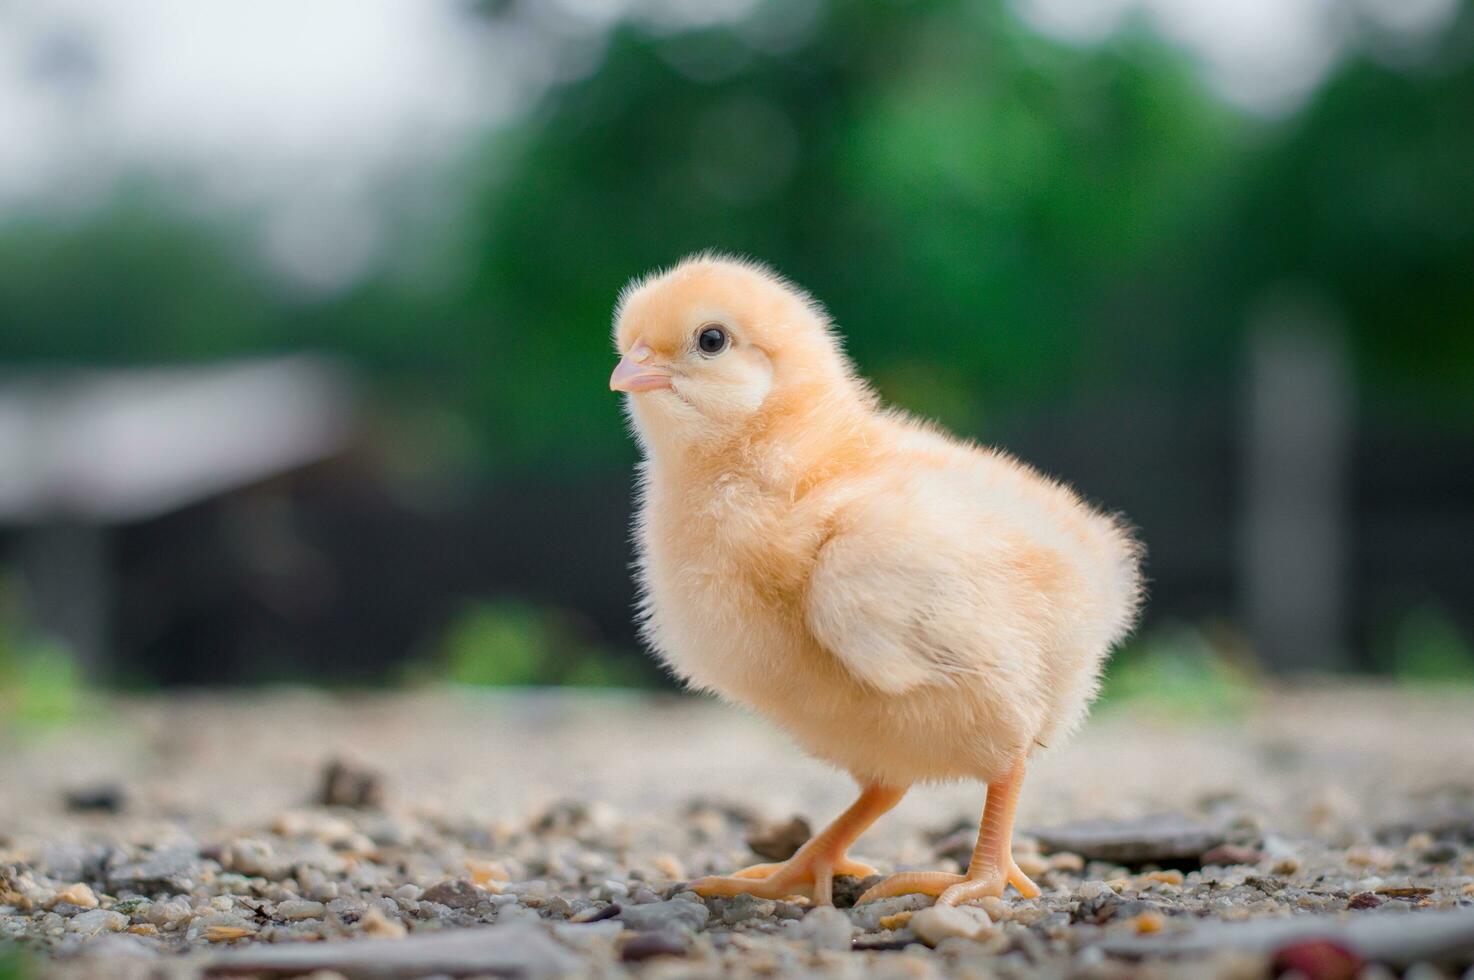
[1199,845,1264,867]
[1271,938,1365,980]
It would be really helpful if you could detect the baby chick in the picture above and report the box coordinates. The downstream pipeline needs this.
[610,254,1143,907]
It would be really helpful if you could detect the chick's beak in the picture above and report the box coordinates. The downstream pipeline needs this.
[610,341,673,393]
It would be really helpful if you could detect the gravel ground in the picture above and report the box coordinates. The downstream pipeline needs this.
[2,685,1473,979]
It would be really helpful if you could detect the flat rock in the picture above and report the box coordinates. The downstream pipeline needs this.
[1031,814,1223,865]
[205,922,580,978]
[1095,907,1474,968]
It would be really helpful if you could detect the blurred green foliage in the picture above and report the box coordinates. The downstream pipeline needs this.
[0,581,83,729]
[1099,624,1256,718]
[0,0,1469,474]
[408,599,647,688]
[0,1,1469,690]
[0,638,82,728]
[0,944,29,980]
[1383,603,1474,685]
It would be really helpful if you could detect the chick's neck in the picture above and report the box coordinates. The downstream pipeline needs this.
[660,377,878,501]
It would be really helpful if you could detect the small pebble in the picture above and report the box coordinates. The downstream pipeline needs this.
[620,930,690,962]
[651,854,685,881]
[420,879,481,910]
[52,883,98,910]
[746,817,811,861]
[224,839,276,877]
[878,911,913,930]
[1200,845,1264,867]
[63,783,127,814]
[1133,911,1166,933]
[1076,881,1112,901]
[570,903,621,924]
[1049,852,1085,872]
[793,906,856,951]
[275,899,326,921]
[67,910,127,935]
[359,907,406,938]
[203,925,256,943]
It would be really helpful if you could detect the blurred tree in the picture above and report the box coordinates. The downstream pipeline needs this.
[1,0,1471,686]
[2,0,1469,469]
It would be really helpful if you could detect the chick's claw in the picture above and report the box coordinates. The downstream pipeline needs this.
[1006,861,1042,899]
[856,859,1040,906]
[689,855,879,905]
[938,861,1041,905]
[856,871,966,904]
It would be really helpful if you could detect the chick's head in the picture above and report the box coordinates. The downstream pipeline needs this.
[611,253,852,446]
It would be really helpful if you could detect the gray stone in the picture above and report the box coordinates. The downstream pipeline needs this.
[1031,814,1223,865]
[848,893,931,931]
[66,909,127,935]
[223,839,277,877]
[107,847,200,894]
[208,922,579,978]
[794,906,856,951]
[721,893,777,926]
[35,844,102,883]
[420,878,482,910]
[77,934,155,959]
[1096,907,1474,969]
[617,898,709,933]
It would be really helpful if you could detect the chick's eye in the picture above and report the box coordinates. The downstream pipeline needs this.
[697,325,728,355]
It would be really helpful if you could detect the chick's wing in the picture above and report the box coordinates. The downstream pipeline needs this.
[804,479,1052,697]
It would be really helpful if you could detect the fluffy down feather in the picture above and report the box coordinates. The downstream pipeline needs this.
[614,253,1142,788]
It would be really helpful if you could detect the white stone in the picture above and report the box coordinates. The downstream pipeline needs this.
[909,903,992,947]
[276,900,327,921]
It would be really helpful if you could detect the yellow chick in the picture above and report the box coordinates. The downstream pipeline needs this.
[609,254,1143,907]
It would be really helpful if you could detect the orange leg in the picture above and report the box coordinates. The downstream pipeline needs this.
[857,757,1040,906]
[689,784,906,906]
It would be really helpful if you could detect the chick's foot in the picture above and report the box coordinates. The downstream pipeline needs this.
[689,854,879,904]
[858,756,1040,906]
[855,859,1040,905]
[689,783,906,906]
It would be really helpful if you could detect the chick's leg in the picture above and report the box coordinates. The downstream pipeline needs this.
[857,757,1040,906]
[689,784,906,906]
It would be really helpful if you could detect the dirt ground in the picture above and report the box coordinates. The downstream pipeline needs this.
[2,684,1473,978]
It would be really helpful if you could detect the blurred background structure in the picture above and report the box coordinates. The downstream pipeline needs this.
[0,0,1471,699]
